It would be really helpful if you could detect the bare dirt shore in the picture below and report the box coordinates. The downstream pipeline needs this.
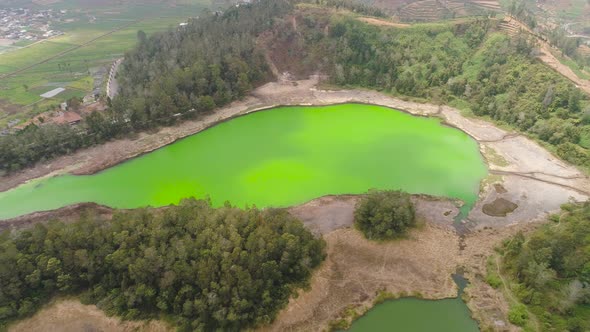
[3,77,590,331]
[2,76,588,228]
[9,298,170,332]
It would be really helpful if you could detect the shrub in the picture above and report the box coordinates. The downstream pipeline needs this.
[486,275,502,289]
[354,190,416,240]
[508,304,528,326]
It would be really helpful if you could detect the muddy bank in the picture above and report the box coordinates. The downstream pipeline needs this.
[2,76,587,229]
[8,298,170,332]
[287,194,459,236]
[459,222,543,332]
[266,198,543,332]
[0,203,114,232]
[262,225,461,332]
[263,195,462,331]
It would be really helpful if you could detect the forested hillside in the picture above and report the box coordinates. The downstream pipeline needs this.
[1,0,589,173]
[499,202,590,331]
[0,199,325,330]
[0,0,293,173]
[266,6,590,169]
[115,0,292,127]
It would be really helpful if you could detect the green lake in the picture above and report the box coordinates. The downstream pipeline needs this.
[347,297,479,332]
[0,103,487,219]
[346,275,480,332]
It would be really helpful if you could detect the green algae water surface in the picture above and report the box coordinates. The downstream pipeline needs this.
[347,297,479,332]
[346,275,479,332]
[0,104,487,219]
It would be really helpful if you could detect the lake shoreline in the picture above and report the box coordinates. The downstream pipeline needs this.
[1,76,587,227]
[2,76,589,332]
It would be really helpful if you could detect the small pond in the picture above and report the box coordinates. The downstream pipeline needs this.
[346,275,479,332]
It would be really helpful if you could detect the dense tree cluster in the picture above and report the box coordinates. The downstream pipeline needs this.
[114,0,294,128]
[500,202,590,331]
[0,199,325,330]
[354,190,416,240]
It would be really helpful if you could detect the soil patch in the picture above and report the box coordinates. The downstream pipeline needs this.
[482,198,518,217]
[287,194,458,236]
[261,225,461,332]
[0,203,114,232]
[8,299,170,332]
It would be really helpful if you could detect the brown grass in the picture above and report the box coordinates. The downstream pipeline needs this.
[357,17,410,28]
[262,225,461,331]
[8,299,171,332]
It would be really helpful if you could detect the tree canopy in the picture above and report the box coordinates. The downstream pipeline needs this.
[354,190,416,240]
[500,202,590,331]
[0,199,325,330]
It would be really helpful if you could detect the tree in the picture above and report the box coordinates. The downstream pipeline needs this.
[0,199,326,329]
[582,106,590,125]
[568,89,581,113]
[354,190,416,240]
[500,202,590,330]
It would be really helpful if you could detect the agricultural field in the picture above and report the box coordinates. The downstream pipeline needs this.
[0,0,212,128]
[356,0,501,21]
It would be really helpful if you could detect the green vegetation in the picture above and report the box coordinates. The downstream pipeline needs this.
[354,190,416,240]
[0,0,290,172]
[0,199,325,330]
[499,202,590,331]
[508,303,529,326]
[115,0,291,128]
[275,8,590,169]
[485,256,502,289]
[2,0,590,173]
[0,0,210,126]
[556,53,590,80]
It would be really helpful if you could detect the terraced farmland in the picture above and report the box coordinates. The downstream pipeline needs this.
[367,0,501,21]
